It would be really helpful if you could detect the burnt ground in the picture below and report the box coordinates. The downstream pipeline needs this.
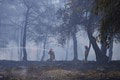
[0,60,120,80]
[0,60,120,71]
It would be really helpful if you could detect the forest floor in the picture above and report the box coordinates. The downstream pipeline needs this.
[0,60,120,80]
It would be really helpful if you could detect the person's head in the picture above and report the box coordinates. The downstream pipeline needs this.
[85,46,88,49]
[50,48,53,51]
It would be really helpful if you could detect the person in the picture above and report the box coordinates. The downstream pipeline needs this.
[48,48,55,62]
[84,46,89,61]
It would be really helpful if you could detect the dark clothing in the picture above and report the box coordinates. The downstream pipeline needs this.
[85,47,89,61]
[48,50,55,61]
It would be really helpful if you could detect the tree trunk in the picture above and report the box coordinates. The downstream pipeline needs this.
[88,41,91,54]
[22,26,27,61]
[85,41,91,61]
[20,28,23,61]
[72,30,78,61]
[41,35,47,61]
[65,39,69,60]
[22,7,30,61]
[109,36,113,62]
[101,42,107,55]
[36,43,41,61]
[18,27,23,61]
[87,27,108,63]
[101,33,108,55]
[85,12,108,63]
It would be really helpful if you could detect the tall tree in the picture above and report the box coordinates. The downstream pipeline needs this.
[57,0,109,63]
[57,6,80,61]
[22,0,32,61]
[93,0,120,61]
[27,0,57,61]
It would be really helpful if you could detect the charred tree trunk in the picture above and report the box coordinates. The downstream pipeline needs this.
[36,43,41,61]
[109,36,113,62]
[41,35,47,61]
[87,41,92,59]
[87,26,108,63]
[22,27,27,61]
[87,29,107,63]
[20,28,23,61]
[86,12,108,63]
[65,39,69,60]
[18,27,23,61]
[72,28,78,61]
[101,42,107,55]
[22,7,30,62]
[101,33,108,55]
[84,41,91,61]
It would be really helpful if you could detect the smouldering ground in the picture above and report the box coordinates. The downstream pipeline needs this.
[1,67,120,80]
[0,61,120,80]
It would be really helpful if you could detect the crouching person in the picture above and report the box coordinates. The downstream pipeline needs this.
[48,48,55,62]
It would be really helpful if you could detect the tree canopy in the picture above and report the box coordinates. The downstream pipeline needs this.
[94,0,120,43]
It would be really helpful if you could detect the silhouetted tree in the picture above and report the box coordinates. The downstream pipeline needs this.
[93,0,120,61]
[57,0,109,63]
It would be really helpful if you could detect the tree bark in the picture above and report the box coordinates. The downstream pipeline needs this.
[88,41,91,55]
[22,7,30,61]
[72,30,78,61]
[87,25,108,63]
[65,39,69,60]
[85,12,108,63]
[41,35,47,61]
[22,26,27,61]
[20,28,23,61]
[36,43,41,61]
[101,33,108,55]
[108,36,113,62]
[101,42,107,55]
